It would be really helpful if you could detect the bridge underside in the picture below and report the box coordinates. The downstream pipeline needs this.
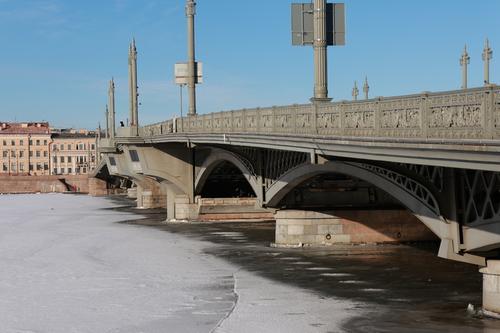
[94,141,500,266]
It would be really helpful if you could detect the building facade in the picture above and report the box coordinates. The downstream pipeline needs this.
[0,122,98,176]
[51,129,98,176]
[0,122,51,175]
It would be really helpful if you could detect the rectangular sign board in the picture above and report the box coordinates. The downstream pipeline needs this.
[291,3,345,46]
[174,62,203,85]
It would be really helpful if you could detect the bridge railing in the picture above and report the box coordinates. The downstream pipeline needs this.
[139,85,500,140]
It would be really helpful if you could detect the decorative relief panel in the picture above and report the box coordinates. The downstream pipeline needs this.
[213,116,222,130]
[429,104,482,128]
[203,117,212,130]
[344,111,375,129]
[260,110,274,132]
[275,114,292,129]
[233,115,243,130]
[296,113,311,129]
[317,112,341,128]
[380,108,421,129]
[245,112,257,131]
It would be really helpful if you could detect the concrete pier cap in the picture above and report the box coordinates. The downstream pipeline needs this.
[480,260,500,318]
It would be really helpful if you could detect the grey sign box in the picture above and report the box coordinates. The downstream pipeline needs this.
[175,62,203,85]
[291,3,345,46]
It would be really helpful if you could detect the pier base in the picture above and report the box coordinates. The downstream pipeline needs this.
[480,260,500,318]
[273,209,437,247]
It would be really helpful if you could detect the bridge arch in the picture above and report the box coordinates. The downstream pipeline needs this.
[195,149,261,200]
[265,161,449,239]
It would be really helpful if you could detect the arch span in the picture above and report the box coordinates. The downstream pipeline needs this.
[265,161,450,240]
[195,149,261,200]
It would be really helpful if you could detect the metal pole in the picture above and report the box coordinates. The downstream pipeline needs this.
[312,0,330,102]
[186,0,197,116]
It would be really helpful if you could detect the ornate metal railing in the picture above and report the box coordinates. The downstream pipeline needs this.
[139,86,500,140]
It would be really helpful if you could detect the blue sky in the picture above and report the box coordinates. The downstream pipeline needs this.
[0,0,499,129]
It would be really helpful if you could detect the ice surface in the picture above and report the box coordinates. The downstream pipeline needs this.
[0,194,360,332]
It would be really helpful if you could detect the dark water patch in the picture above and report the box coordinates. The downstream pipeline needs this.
[110,196,500,332]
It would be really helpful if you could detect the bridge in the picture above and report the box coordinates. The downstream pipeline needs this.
[93,0,500,318]
[95,84,500,316]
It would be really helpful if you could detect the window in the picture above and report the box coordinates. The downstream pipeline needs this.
[68,167,72,174]
[19,140,23,146]
[36,163,42,171]
[43,140,47,145]
[60,156,65,163]
[19,163,24,172]
[91,144,95,150]
[36,151,40,158]
[36,140,40,146]
[29,164,33,171]
[2,140,6,146]
[75,167,80,173]
[53,168,57,175]
[67,156,72,163]
[109,156,116,166]
[53,144,57,151]
[129,150,140,162]
[91,155,95,163]
[2,163,7,171]
[29,140,33,145]
[19,151,24,158]
[3,151,8,158]
[67,144,71,150]
[60,145,64,151]
[11,140,15,146]
[44,163,48,171]
[11,163,16,172]
[10,151,15,158]
[61,167,65,174]
[83,167,87,173]
[43,151,48,158]
[29,151,33,157]
[53,156,57,163]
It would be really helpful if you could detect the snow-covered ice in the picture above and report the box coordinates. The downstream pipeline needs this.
[0,194,360,332]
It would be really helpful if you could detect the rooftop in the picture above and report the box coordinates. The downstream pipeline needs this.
[0,122,50,135]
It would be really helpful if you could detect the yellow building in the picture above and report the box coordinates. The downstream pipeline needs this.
[51,129,98,175]
[0,122,51,175]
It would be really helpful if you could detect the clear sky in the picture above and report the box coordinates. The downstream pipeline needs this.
[0,0,499,129]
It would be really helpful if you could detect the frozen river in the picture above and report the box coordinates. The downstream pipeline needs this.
[0,194,499,332]
[0,194,356,333]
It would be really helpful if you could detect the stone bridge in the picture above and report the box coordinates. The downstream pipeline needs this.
[95,85,500,316]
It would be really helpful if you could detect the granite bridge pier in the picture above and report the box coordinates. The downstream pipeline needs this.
[91,0,500,318]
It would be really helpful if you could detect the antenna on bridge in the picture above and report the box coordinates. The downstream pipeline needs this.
[351,81,359,101]
[483,38,493,86]
[363,76,369,100]
[460,44,470,89]
[292,0,345,103]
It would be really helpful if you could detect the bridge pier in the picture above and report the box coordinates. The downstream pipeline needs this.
[135,179,167,209]
[481,260,500,318]
[273,209,437,247]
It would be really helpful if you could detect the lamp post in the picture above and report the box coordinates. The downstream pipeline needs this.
[186,0,197,116]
